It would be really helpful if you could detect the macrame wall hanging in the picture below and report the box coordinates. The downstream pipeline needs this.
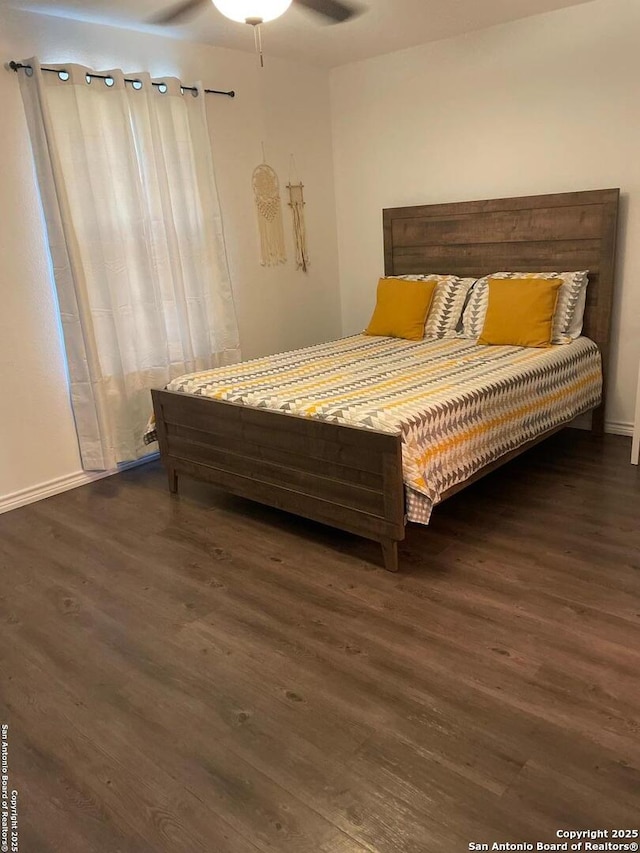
[252,158,286,267]
[286,156,309,273]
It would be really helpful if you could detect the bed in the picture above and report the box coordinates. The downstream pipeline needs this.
[151,189,619,572]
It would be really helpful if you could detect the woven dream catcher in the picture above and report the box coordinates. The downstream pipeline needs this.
[252,163,286,267]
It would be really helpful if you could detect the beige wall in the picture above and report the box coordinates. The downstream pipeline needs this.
[330,0,640,434]
[0,8,341,508]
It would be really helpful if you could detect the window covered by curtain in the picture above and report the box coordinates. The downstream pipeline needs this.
[17,59,241,471]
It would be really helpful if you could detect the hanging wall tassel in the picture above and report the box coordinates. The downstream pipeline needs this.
[287,155,309,273]
[252,162,286,267]
[287,182,309,272]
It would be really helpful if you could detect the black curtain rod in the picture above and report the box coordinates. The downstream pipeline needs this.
[8,61,235,98]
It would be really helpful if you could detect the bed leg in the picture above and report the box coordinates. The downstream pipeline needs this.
[591,404,605,436]
[167,467,178,494]
[380,538,399,573]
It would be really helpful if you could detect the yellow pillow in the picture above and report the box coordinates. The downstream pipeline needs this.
[365,277,437,341]
[479,277,563,347]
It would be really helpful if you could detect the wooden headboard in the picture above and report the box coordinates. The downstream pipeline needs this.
[383,188,620,432]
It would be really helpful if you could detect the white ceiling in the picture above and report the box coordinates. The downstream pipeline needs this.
[12,0,594,67]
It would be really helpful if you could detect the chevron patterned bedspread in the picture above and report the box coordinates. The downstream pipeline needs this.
[152,335,602,525]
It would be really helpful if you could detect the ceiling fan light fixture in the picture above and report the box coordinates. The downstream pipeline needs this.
[212,0,293,24]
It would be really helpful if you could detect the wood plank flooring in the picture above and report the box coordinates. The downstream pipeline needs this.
[0,430,639,852]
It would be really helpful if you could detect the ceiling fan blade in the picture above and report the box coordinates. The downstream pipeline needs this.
[294,0,360,24]
[149,0,208,25]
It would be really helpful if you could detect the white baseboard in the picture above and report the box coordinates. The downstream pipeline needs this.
[606,420,634,437]
[571,414,633,436]
[0,453,159,515]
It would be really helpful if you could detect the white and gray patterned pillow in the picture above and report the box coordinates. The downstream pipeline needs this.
[389,275,476,338]
[461,271,589,344]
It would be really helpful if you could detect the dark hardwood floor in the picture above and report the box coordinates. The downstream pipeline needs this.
[1,430,639,852]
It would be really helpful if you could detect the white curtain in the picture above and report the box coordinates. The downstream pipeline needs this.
[17,59,241,471]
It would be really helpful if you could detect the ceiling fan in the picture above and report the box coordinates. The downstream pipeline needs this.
[151,0,359,27]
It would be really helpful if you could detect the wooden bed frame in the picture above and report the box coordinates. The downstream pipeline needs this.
[152,188,620,572]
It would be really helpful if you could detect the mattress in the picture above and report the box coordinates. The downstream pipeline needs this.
[147,335,602,525]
